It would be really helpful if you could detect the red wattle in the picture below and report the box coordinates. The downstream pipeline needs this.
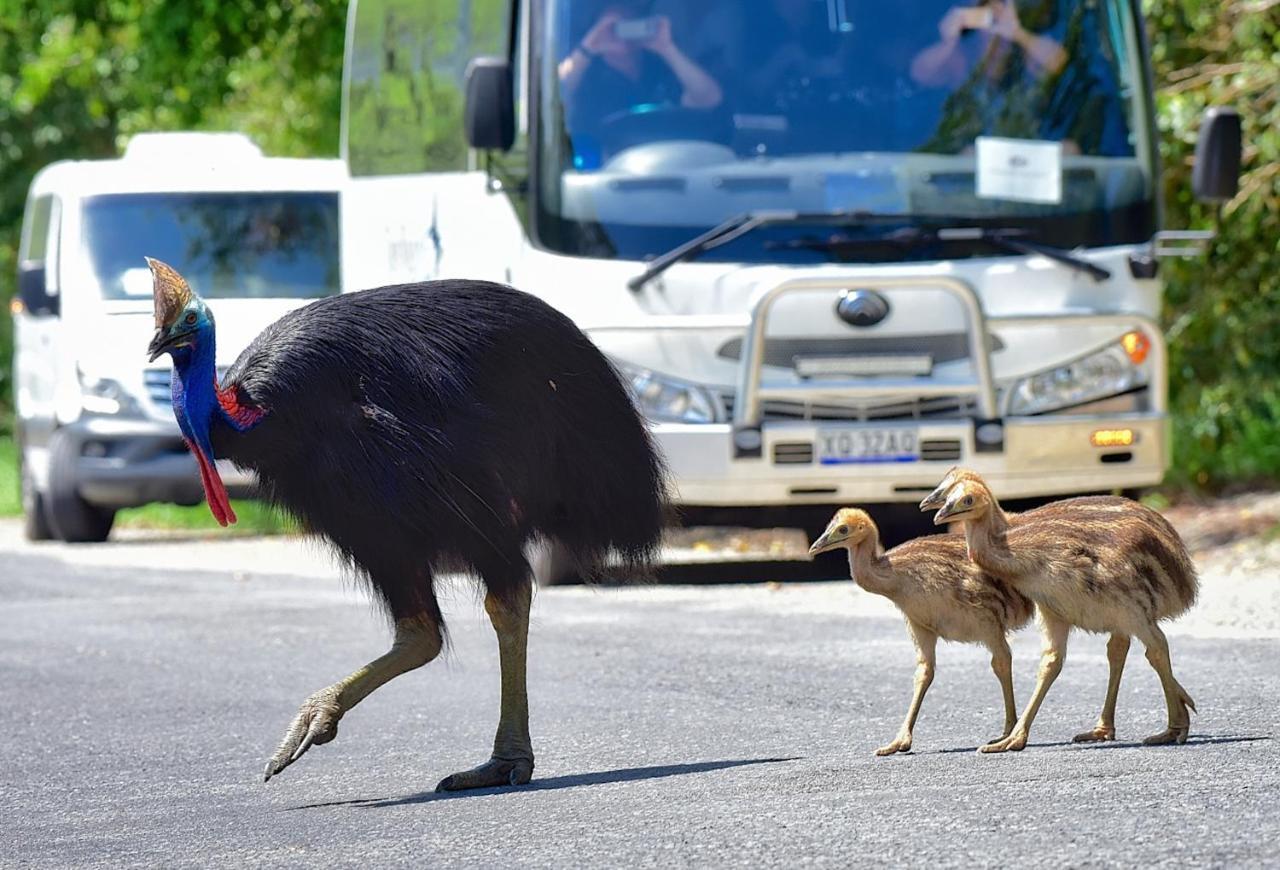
[185,438,237,527]
[217,384,267,429]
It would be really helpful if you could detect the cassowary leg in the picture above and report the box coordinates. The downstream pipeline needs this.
[1138,624,1195,746]
[263,615,442,782]
[436,582,535,791]
[876,622,936,756]
[981,610,1070,754]
[1073,632,1130,743]
[986,635,1017,744]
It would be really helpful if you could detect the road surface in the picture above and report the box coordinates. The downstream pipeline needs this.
[1,522,1277,867]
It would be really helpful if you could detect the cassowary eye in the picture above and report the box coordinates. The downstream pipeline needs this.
[837,525,849,535]
[963,496,974,506]
[185,312,198,325]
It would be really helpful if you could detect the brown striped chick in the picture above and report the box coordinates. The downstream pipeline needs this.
[932,474,1198,752]
[810,508,1034,755]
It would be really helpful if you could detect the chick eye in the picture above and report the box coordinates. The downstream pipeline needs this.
[184,312,197,325]
[963,496,974,506]
[836,525,848,535]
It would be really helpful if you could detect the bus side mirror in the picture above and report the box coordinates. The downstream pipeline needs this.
[464,57,515,152]
[17,261,58,317]
[1192,107,1242,203]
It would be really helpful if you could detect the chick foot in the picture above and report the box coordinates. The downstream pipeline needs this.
[875,736,912,756]
[263,688,343,782]
[1072,724,1116,743]
[1142,725,1189,745]
[979,730,1028,753]
[435,754,534,792]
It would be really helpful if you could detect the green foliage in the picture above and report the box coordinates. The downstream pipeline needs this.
[344,0,506,175]
[0,437,18,515]
[0,0,348,408]
[1147,0,1280,488]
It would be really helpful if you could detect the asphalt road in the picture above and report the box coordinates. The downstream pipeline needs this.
[2,529,1277,868]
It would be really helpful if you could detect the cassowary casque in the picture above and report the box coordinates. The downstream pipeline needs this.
[145,258,667,789]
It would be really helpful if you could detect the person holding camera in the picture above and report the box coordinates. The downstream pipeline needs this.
[557,5,724,125]
[910,0,1067,88]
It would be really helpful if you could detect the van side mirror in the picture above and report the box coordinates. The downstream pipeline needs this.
[464,56,515,152]
[1192,107,1242,203]
[16,261,58,317]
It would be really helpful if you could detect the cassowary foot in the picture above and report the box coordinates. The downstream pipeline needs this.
[1072,724,1116,743]
[874,736,912,756]
[263,688,343,782]
[979,730,1028,754]
[435,755,535,792]
[1142,725,1189,746]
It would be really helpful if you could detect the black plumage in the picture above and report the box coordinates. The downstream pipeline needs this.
[218,279,666,623]
[146,261,667,787]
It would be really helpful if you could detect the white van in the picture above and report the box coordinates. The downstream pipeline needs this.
[11,133,348,541]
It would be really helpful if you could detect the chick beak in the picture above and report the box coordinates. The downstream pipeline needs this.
[932,502,959,525]
[918,487,949,512]
[809,532,838,557]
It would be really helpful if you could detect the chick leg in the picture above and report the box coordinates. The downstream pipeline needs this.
[984,636,1017,745]
[437,581,535,790]
[1074,632,1130,743]
[1138,624,1195,745]
[981,610,1070,754]
[264,615,443,782]
[877,623,937,756]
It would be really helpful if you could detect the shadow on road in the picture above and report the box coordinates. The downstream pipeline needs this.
[289,757,800,811]
[930,734,1270,755]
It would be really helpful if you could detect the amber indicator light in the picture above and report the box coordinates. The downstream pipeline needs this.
[1091,429,1136,448]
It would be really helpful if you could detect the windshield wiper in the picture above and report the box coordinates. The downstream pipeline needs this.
[626,210,981,292]
[770,225,1111,282]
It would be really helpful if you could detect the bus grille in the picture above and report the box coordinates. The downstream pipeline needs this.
[719,392,977,422]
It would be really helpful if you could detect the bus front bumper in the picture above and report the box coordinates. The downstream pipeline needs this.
[654,412,1166,507]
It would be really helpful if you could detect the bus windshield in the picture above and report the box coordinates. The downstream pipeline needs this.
[82,192,341,300]
[534,0,1155,262]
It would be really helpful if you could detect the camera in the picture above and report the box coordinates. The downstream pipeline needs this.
[613,17,658,41]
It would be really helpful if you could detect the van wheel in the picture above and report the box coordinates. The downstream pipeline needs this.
[46,430,116,543]
[19,448,55,542]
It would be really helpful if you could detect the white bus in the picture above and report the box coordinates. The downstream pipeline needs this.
[339,0,1240,559]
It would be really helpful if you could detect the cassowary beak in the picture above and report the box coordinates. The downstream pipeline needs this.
[147,328,171,362]
[148,326,195,362]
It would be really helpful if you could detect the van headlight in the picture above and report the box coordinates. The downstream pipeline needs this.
[614,362,723,423]
[1007,340,1148,416]
[79,373,145,418]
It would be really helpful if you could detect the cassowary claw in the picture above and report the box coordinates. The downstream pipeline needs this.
[262,689,343,782]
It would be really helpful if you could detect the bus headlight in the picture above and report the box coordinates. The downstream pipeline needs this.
[1007,340,1148,416]
[615,362,722,424]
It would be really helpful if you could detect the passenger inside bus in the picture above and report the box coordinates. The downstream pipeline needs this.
[557,2,723,120]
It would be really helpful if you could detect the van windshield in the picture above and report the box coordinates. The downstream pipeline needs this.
[534,0,1155,261]
[81,192,341,300]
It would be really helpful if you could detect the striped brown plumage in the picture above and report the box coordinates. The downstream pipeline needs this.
[810,508,1034,755]
[931,472,1199,750]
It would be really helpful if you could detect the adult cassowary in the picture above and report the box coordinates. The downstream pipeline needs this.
[144,258,665,789]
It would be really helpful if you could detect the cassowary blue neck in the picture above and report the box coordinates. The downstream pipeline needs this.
[171,327,222,443]
[168,324,240,527]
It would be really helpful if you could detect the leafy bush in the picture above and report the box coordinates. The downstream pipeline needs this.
[1148,0,1280,488]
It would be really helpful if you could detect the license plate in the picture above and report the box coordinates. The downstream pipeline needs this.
[817,427,920,465]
